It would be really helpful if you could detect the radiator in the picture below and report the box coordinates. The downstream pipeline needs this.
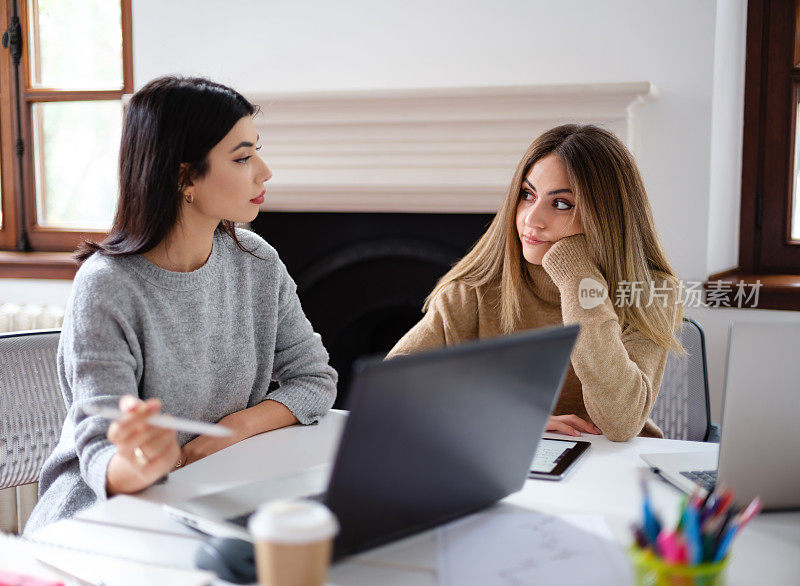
[0,302,65,533]
[0,303,65,333]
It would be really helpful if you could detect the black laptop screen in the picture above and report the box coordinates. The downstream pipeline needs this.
[325,324,579,558]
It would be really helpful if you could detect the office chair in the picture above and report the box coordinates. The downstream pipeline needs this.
[652,318,720,442]
[0,329,65,533]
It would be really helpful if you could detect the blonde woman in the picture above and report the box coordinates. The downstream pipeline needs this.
[388,124,681,441]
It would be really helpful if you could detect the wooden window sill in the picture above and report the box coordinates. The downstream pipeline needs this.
[0,251,78,279]
[705,270,800,311]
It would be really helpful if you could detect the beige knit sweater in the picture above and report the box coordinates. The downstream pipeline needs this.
[387,234,675,441]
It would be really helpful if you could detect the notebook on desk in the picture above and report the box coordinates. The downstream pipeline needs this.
[164,324,579,559]
[641,321,800,510]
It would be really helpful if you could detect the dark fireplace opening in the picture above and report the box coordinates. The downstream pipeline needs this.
[252,212,494,408]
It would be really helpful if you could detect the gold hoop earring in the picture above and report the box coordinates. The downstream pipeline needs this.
[185,193,194,204]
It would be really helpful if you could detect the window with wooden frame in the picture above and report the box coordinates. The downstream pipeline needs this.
[709,0,800,310]
[0,0,131,278]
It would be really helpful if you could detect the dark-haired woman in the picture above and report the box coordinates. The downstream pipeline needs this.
[25,77,337,532]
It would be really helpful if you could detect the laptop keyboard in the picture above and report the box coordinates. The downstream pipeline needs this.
[225,491,328,528]
[680,470,717,492]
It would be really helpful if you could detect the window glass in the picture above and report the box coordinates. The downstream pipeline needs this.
[33,101,121,229]
[0,118,3,227]
[793,95,800,242]
[28,0,123,89]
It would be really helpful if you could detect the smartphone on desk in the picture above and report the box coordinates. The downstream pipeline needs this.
[529,438,591,481]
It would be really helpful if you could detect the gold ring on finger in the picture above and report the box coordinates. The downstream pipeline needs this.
[133,446,149,466]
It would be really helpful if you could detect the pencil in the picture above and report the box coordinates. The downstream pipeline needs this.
[80,404,235,438]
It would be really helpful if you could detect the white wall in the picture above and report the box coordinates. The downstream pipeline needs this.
[707,0,747,275]
[133,0,717,282]
[0,279,72,305]
[6,0,798,421]
[685,306,800,421]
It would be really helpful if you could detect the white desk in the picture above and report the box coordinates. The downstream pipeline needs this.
[30,411,800,585]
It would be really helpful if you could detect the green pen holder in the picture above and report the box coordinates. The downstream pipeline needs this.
[629,545,729,586]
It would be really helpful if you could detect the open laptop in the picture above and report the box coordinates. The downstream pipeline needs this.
[641,321,800,510]
[164,324,579,559]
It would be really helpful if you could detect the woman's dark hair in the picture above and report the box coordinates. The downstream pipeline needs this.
[76,76,259,264]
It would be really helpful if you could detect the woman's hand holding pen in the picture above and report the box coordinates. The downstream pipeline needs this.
[105,395,181,495]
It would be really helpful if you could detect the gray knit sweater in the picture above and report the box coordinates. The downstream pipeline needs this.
[25,228,337,533]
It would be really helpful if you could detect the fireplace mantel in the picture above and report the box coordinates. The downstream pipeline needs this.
[248,82,657,213]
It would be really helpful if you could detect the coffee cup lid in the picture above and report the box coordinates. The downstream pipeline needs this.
[248,498,339,543]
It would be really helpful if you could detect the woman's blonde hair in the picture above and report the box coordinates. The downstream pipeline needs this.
[426,124,682,351]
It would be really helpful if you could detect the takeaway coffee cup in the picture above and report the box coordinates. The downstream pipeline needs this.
[248,498,339,586]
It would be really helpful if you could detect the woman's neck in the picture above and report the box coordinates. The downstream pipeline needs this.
[143,219,217,273]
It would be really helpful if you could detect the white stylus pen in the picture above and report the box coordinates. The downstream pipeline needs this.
[81,403,235,438]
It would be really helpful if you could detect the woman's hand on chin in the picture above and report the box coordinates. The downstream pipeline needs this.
[551,232,587,248]
[540,232,591,270]
[546,414,602,437]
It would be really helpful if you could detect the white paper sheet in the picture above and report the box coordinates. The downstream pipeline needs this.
[436,511,632,586]
[0,532,215,586]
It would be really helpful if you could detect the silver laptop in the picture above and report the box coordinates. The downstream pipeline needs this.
[641,321,800,510]
[164,325,579,558]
